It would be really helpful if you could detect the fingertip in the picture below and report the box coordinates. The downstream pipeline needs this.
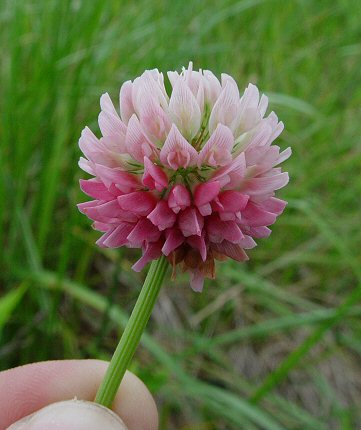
[6,400,128,430]
[113,371,159,430]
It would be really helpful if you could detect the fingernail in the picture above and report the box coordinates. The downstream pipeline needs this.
[7,400,128,430]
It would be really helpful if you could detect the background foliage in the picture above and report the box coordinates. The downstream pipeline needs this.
[1,0,361,428]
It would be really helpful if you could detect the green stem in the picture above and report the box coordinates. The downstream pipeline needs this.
[95,255,169,407]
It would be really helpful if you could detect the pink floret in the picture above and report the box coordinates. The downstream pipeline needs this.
[78,62,291,291]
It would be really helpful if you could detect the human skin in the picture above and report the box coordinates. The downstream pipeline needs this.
[0,360,158,430]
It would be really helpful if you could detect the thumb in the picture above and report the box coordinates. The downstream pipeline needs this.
[7,400,128,430]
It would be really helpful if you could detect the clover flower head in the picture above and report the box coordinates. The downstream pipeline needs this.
[78,63,291,291]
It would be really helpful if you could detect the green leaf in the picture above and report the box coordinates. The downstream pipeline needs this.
[0,284,28,331]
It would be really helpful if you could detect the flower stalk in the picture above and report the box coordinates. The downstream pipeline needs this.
[95,255,168,407]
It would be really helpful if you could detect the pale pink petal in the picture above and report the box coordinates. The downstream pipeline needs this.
[181,62,204,112]
[168,80,201,139]
[238,235,257,249]
[259,94,269,117]
[182,61,194,86]
[217,190,249,213]
[197,203,212,217]
[234,102,262,137]
[196,77,205,114]
[78,157,95,175]
[245,226,272,238]
[206,214,244,244]
[119,81,135,124]
[80,199,124,221]
[100,92,119,116]
[198,124,234,167]
[194,181,221,216]
[77,200,101,214]
[221,73,240,92]
[132,71,169,113]
[159,125,198,169]
[257,197,287,215]
[147,68,166,87]
[143,157,168,191]
[93,221,111,232]
[241,202,277,227]
[170,63,204,108]
[241,172,289,196]
[80,130,125,168]
[266,113,284,143]
[211,152,246,188]
[245,146,279,168]
[245,145,290,172]
[79,179,116,200]
[118,191,156,216]
[209,80,240,134]
[139,97,171,142]
[162,228,184,255]
[167,184,191,213]
[147,200,176,231]
[99,93,127,136]
[127,218,161,247]
[126,115,158,163]
[102,223,134,248]
[132,241,163,272]
[94,164,140,192]
[238,122,273,154]
[96,228,117,248]
[203,70,222,107]
[178,207,204,237]
[79,126,98,150]
[276,147,292,164]
[218,212,237,221]
[167,71,180,88]
[79,127,106,163]
[239,84,260,111]
[100,135,127,156]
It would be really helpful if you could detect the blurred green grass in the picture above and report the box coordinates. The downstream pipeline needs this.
[1,0,361,428]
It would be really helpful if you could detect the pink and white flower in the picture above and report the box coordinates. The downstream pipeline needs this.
[78,63,291,291]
